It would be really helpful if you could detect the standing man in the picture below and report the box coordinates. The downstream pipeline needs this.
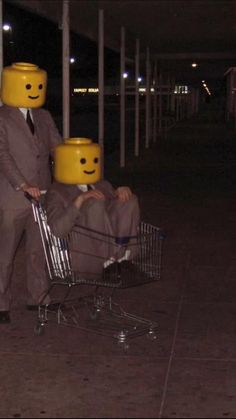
[0,62,62,323]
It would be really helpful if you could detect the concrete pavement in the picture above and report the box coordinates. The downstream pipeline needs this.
[1,111,236,418]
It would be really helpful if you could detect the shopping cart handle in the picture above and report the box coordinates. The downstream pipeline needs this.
[24,192,39,205]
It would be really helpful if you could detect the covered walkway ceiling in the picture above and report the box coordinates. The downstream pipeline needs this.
[8,0,236,86]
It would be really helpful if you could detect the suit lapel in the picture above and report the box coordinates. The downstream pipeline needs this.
[31,108,39,134]
[6,106,39,151]
[7,106,27,126]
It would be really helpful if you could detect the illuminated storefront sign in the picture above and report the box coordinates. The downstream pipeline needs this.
[74,88,99,94]
[174,85,189,94]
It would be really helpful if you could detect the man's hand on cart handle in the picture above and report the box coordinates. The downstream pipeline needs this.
[21,183,41,199]
[21,183,47,200]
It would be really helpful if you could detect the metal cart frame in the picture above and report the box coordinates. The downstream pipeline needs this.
[29,197,164,350]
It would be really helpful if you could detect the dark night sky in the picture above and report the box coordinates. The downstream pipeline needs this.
[2,0,228,106]
[3,0,121,82]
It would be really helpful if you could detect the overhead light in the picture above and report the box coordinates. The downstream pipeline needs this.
[70,57,76,64]
[191,63,198,68]
[202,80,211,96]
[3,24,12,31]
[123,72,128,79]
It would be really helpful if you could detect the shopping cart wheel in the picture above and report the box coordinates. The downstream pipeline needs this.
[147,328,157,341]
[89,307,101,320]
[117,340,129,352]
[34,322,45,336]
[117,330,129,352]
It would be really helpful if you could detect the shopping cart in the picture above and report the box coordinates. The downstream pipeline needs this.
[27,194,165,350]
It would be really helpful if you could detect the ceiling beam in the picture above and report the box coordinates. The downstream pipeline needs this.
[149,52,236,61]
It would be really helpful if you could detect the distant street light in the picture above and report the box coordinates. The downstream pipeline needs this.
[3,24,12,32]
[70,57,76,64]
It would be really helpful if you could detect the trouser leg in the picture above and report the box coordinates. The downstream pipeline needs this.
[0,209,26,310]
[73,199,115,278]
[106,194,140,258]
[25,210,50,305]
[107,194,140,236]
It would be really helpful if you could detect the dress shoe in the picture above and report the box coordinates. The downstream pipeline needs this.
[103,261,123,285]
[103,261,119,277]
[26,302,64,311]
[0,311,11,324]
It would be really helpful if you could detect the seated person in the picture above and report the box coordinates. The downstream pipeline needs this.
[45,138,140,280]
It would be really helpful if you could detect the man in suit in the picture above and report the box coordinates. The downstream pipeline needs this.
[0,62,62,323]
[45,138,140,281]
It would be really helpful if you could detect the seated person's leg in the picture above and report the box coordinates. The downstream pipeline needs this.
[73,199,117,278]
[106,194,140,259]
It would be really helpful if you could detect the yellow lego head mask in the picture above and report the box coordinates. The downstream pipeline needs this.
[54,138,101,185]
[1,62,47,108]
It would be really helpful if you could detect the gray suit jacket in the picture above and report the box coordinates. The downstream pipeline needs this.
[45,180,119,278]
[0,105,62,209]
[45,180,116,238]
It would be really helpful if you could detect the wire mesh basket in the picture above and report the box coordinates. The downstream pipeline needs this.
[32,200,164,287]
[30,197,165,349]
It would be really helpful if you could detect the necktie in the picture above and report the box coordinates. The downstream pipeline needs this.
[26,109,35,135]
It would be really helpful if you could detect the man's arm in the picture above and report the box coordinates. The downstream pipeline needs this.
[45,187,105,238]
[115,186,133,202]
[0,118,27,191]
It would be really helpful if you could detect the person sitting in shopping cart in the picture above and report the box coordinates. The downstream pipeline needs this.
[44,138,140,280]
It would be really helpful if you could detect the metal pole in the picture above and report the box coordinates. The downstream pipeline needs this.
[167,73,171,112]
[134,38,140,157]
[170,77,175,113]
[158,71,163,134]
[145,46,150,148]
[153,60,157,143]
[62,0,70,139]
[0,0,3,82]
[120,26,125,168]
[98,9,104,174]
[195,89,199,114]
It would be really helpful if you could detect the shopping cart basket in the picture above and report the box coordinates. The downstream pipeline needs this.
[27,194,165,350]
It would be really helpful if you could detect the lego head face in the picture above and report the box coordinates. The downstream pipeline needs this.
[1,62,47,108]
[54,138,101,185]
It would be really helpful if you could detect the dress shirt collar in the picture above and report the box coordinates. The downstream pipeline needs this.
[77,184,88,192]
[19,107,33,121]
[77,184,94,192]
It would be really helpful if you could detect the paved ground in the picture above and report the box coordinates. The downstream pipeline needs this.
[1,108,236,418]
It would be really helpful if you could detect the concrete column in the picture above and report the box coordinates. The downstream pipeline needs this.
[62,0,70,139]
[120,26,125,167]
[153,60,158,143]
[98,9,104,172]
[0,0,3,77]
[134,38,140,157]
[145,46,150,148]
[158,71,163,134]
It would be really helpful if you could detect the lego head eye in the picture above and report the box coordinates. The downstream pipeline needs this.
[26,84,32,90]
[80,158,86,164]
[38,84,43,90]
[94,157,99,163]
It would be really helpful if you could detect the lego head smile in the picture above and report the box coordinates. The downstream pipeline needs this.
[54,138,101,185]
[1,62,47,108]
[80,156,99,175]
